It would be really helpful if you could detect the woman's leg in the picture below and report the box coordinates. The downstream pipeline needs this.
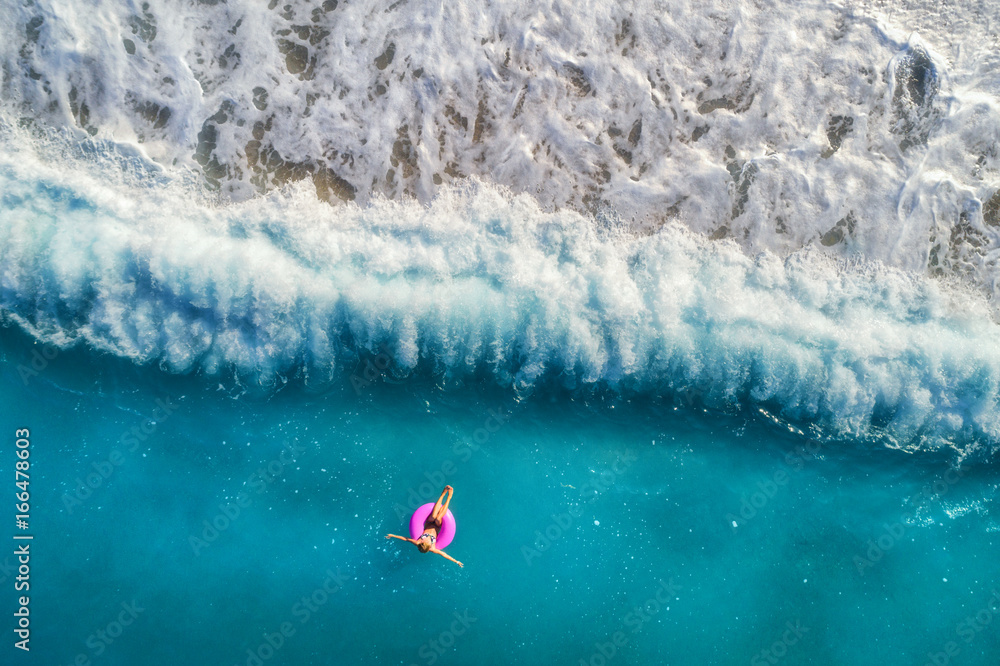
[430,485,453,524]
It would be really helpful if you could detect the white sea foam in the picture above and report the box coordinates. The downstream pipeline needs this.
[2,123,999,453]
[2,0,1000,290]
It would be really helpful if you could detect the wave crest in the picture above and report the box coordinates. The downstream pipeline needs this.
[2,131,999,453]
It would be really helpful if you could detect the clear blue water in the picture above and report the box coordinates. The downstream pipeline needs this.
[2,324,998,665]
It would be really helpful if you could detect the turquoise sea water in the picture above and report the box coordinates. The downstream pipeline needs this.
[2,324,998,665]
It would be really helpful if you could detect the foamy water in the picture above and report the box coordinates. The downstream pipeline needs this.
[4,0,1000,274]
[2,122,999,455]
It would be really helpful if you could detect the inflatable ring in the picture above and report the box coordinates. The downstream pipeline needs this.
[409,503,456,549]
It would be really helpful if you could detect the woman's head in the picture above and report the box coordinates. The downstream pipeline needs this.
[417,540,432,553]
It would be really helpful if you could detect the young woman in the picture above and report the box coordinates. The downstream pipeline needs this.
[385,485,464,568]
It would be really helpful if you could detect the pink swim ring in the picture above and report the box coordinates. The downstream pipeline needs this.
[409,503,456,549]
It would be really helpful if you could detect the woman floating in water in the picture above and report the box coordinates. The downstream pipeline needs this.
[386,485,464,568]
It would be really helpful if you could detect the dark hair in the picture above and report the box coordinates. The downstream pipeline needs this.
[417,540,431,553]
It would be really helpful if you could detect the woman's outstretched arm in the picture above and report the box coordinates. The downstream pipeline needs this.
[385,533,416,544]
[432,548,463,568]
